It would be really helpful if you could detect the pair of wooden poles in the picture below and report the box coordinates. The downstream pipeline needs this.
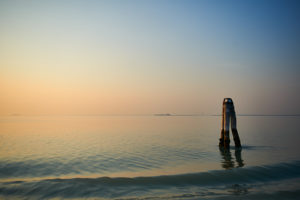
[219,98,241,149]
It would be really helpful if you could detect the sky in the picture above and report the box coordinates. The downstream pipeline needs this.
[0,0,300,115]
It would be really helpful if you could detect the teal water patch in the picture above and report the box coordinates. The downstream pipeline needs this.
[0,161,300,199]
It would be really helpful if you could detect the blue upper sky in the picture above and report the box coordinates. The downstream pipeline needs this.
[0,0,299,115]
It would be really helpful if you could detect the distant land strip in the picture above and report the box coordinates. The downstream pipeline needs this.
[154,114,300,117]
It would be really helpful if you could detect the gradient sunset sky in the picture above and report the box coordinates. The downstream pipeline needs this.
[1,0,299,115]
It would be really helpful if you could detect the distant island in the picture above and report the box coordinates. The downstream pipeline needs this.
[154,113,172,116]
[10,113,21,116]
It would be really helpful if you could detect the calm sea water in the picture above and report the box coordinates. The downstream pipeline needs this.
[0,116,300,199]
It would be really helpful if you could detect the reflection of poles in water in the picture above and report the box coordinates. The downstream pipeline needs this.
[219,147,244,169]
[219,147,234,169]
[219,98,241,149]
[234,148,244,167]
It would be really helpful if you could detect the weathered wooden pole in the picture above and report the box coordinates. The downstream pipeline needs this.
[219,98,241,148]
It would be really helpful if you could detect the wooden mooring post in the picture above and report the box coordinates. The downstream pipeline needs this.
[219,98,241,149]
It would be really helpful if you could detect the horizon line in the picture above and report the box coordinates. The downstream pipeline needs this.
[2,114,300,117]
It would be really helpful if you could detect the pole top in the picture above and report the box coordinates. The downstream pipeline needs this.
[223,98,233,103]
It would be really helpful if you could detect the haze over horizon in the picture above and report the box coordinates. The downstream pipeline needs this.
[1,0,300,116]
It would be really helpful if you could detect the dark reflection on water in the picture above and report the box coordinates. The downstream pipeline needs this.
[228,184,249,195]
[219,147,245,169]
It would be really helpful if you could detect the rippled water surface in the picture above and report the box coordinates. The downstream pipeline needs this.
[0,116,300,199]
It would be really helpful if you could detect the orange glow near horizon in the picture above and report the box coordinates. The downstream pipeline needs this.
[1,1,299,116]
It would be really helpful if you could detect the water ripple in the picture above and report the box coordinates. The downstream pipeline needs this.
[0,161,300,199]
